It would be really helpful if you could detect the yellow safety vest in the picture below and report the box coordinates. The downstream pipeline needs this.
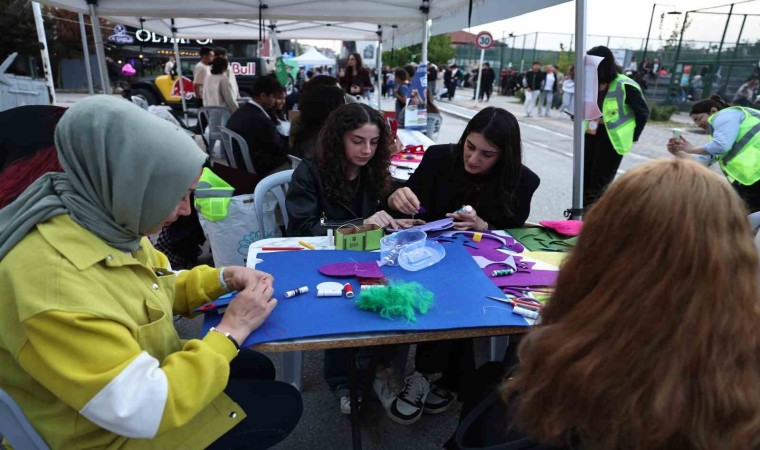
[194,167,234,221]
[602,74,644,155]
[710,106,760,186]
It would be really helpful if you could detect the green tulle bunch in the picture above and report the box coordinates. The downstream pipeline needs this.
[355,282,434,322]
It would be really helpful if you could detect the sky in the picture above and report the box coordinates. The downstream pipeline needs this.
[300,0,759,53]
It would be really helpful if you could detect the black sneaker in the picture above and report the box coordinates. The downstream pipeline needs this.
[387,372,430,425]
[423,384,456,414]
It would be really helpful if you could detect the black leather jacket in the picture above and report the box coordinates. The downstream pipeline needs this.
[285,156,380,237]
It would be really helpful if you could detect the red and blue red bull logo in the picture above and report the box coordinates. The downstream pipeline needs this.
[171,76,195,100]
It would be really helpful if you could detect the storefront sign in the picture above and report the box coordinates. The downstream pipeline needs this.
[108,24,134,45]
[230,62,256,76]
[135,29,212,46]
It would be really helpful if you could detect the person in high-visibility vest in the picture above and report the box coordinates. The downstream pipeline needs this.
[584,46,650,207]
[667,94,760,212]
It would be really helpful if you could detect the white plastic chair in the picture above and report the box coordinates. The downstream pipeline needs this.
[749,212,760,231]
[253,170,294,240]
[287,154,302,170]
[218,126,256,174]
[0,387,50,449]
[198,107,232,158]
[252,170,304,389]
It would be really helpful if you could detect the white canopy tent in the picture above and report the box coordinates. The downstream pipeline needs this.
[290,47,334,66]
[37,0,588,217]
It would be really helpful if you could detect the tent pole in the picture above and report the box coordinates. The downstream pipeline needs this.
[78,12,94,95]
[570,0,587,219]
[86,0,111,94]
[376,25,383,111]
[31,2,57,104]
[171,19,188,124]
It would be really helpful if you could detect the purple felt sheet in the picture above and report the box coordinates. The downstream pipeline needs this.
[391,218,453,233]
[485,262,558,287]
[319,261,385,279]
[438,230,525,254]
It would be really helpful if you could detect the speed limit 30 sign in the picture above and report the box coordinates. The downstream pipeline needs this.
[476,31,494,50]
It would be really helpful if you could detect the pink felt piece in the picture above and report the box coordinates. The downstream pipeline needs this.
[319,262,385,279]
[539,220,583,236]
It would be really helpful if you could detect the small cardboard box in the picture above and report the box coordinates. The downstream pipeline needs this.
[335,224,383,251]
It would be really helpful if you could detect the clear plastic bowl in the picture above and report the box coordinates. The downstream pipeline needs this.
[379,229,427,266]
[398,240,446,271]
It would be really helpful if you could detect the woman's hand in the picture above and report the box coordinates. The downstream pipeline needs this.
[667,136,692,157]
[446,207,488,231]
[394,219,426,229]
[217,277,277,345]
[364,211,400,229]
[222,266,274,292]
[388,187,421,215]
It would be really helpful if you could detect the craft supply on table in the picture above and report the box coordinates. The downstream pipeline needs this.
[284,286,309,298]
[512,306,539,319]
[299,240,317,250]
[356,281,434,322]
[492,268,515,276]
[319,261,385,278]
[397,240,446,271]
[316,281,345,297]
[344,283,355,298]
[360,284,386,290]
[380,229,427,266]
[261,247,304,251]
[506,227,578,252]
[455,205,474,214]
[538,220,583,237]
[194,292,236,314]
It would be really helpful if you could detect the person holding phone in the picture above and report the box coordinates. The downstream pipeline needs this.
[667,94,760,212]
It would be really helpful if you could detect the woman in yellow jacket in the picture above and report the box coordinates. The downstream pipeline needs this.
[0,96,301,449]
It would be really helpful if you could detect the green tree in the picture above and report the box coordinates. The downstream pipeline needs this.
[0,0,43,74]
[555,43,575,74]
[382,47,413,68]
[427,35,456,66]
[381,35,455,68]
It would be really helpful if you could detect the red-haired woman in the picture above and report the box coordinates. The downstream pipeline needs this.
[0,105,66,208]
[450,159,760,450]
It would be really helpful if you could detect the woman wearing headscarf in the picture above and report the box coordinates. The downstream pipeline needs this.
[0,96,301,449]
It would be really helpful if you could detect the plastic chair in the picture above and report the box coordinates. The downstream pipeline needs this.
[218,126,256,174]
[198,107,232,158]
[252,170,302,389]
[253,170,294,236]
[130,95,149,110]
[750,212,760,231]
[426,113,443,142]
[287,154,302,170]
[0,387,50,449]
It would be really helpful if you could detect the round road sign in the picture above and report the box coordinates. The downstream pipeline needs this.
[476,31,494,50]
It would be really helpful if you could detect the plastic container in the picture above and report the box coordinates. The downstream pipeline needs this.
[379,229,427,266]
[398,240,446,271]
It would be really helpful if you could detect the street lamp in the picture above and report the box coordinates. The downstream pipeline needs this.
[642,4,682,64]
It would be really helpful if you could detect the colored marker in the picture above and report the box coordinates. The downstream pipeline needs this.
[343,283,355,298]
[299,240,317,250]
[284,286,309,298]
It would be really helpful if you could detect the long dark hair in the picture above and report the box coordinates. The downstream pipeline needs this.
[690,94,731,115]
[587,46,621,84]
[317,103,391,204]
[290,84,346,158]
[452,107,522,219]
[346,52,364,76]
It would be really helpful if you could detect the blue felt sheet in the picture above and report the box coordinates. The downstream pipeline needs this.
[202,244,529,347]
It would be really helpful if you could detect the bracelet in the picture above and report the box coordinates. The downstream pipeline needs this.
[209,327,240,352]
[218,267,231,291]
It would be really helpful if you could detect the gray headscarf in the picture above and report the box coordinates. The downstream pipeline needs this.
[0,95,206,259]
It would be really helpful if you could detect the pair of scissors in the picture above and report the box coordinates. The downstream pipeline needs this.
[193,292,237,314]
[486,295,542,310]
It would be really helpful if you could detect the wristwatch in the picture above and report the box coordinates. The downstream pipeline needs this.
[209,327,240,352]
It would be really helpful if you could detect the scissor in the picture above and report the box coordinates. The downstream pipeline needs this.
[486,295,542,310]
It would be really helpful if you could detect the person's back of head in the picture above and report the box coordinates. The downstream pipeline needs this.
[394,69,408,82]
[213,47,228,58]
[504,158,760,450]
[291,85,346,157]
[587,46,621,84]
[252,75,283,97]
[210,57,228,75]
[302,75,340,91]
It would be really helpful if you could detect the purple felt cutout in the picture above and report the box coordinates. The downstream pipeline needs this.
[391,218,454,233]
[319,261,385,279]
[438,230,525,254]
[485,263,558,288]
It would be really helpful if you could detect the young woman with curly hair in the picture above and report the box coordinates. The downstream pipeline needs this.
[449,158,760,450]
[286,102,419,236]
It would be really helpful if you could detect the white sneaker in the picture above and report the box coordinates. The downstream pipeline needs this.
[373,375,396,410]
[388,372,430,425]
[339,394,363,415]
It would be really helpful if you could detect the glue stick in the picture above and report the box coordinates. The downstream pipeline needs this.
[284,286,309,298]
[455,205,473,214]
[512,306,539,320]
[317,289,343,297]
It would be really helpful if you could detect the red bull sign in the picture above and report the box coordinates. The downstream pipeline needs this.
[231,62,256,76]
[171,76,195,100]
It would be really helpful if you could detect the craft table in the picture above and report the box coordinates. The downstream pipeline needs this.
[391,129,436,183]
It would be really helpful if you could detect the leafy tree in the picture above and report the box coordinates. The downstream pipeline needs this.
[556,43,575,74]
[427,35,456,66]
[381,35,455,68]
[0,0,43,74]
